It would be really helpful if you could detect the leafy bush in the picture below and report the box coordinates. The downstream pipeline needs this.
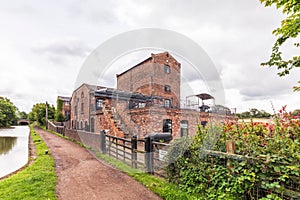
[166,107,300,199]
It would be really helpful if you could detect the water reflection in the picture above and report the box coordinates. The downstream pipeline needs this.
[0,126,29,178]
[0,137,17,155]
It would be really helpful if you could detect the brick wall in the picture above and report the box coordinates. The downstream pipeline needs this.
[64,129,101,151]
[71,84,90,130]
[70,84,101,133]
[128,107,201,138]
[117,52,181,108]
[61,102,70,117]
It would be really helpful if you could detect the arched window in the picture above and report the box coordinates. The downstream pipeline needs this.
[76,121,79,130]
[85,121,88,131]
[91,118,95,133]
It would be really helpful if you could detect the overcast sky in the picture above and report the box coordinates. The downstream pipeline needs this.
[0,0,299,113]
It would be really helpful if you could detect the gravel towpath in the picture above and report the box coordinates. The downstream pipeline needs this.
[34,127,161,200]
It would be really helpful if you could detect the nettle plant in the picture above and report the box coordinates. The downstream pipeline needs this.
[166,107,300,199]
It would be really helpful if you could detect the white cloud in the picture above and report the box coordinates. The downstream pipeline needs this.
[0,0,298,114]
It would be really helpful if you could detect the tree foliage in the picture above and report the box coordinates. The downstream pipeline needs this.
[17,111,28,120]
[237,108,271,119]
[260,0,300,91]
[0,97,17,127]
[292,108,300,116]
[55,98,65,122]
[28,103,55,125]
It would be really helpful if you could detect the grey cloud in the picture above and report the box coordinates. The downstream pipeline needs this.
[66,1,118,25]
[32,41,92,57]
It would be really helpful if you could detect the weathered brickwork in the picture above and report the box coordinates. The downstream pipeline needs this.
[117,52,181,108]
[70,83,103,133]
[128,107,200,138]
[69,52,236,141]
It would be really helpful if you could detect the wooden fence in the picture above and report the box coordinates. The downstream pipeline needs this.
[47,120,64,135]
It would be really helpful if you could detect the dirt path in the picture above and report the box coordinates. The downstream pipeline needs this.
[34,127,161,200]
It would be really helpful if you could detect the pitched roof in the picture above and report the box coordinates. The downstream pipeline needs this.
[116,51,179,77]
[57,96,71,102]
[73,83,105,93]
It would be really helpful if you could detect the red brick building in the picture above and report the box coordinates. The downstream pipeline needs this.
[70,52,236,138]
[117,52,181,108]
[57,96,71,120]
[70,83,104,133]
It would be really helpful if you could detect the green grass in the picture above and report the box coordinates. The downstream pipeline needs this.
[94,152,198,200]
[43,126,197,199]
[0,125,57,200]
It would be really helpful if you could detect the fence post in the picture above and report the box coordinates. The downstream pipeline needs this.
[226,140,235,171]
[145,135,154,174]
[131,135,137,168]
[226,140,235,154]
[100,130,106,153]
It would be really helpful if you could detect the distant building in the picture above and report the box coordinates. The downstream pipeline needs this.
[70,84,104,133]
[57,96,71,120]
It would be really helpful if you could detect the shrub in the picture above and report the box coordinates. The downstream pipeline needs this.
[166,107,300,199]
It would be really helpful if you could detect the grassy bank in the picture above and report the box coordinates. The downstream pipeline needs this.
[44,127,196,200]
[94,152,198,200]
[0,125,57,200]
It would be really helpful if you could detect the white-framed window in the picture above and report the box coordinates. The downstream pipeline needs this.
[164,64,170,74]
[96,99,103,110]
[164,99,171,108]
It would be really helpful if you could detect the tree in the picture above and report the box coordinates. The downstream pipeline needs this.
[260,0,300,91]
[237,108,271,119]
[292,109,300,116]
[0,97,17,127]
[17,111,28,119]
[55,98,65,122]
[28,103,55,125]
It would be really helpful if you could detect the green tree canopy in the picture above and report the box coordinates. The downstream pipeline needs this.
[292,108,300,116]
[28,102,55,125]
[260,0,300,91]
[237,108,271,119]
[17,111,28,120]
[0,97,17,127]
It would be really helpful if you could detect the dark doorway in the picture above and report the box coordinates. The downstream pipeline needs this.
[85,121,89,131]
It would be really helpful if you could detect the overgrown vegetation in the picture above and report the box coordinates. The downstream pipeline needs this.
[0,125,57,200]
[166,106,300,199]
[55,98,65,122]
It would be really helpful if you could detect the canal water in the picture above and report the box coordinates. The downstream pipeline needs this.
[0,126,29,178]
